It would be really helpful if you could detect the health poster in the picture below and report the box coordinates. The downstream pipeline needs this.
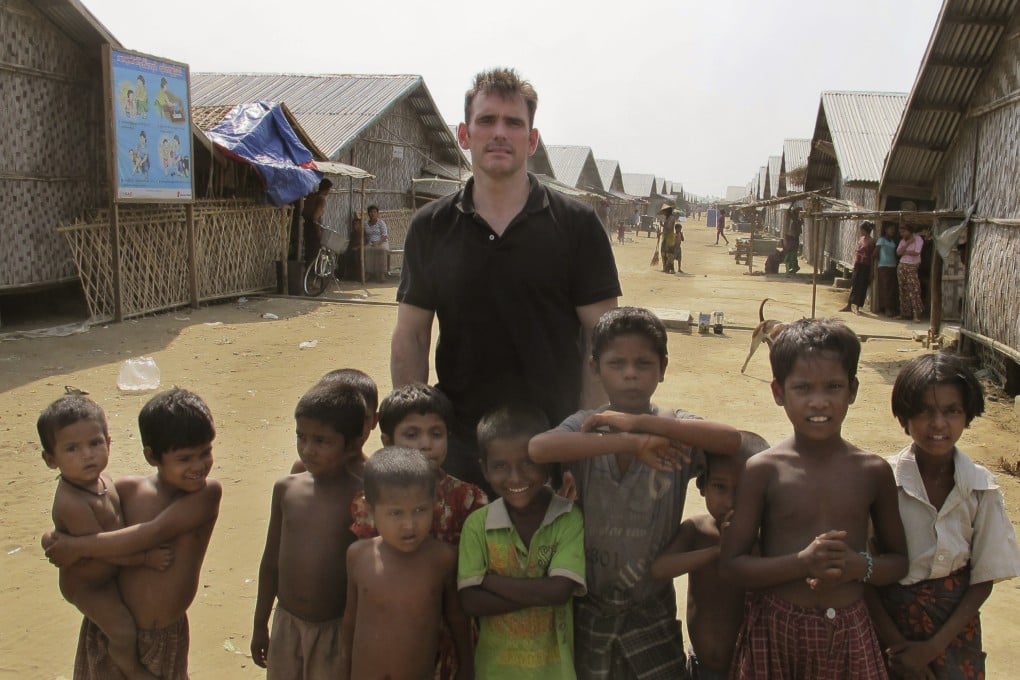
[110,49,193,201]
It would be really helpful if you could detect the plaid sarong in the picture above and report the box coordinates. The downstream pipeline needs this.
[731,592,887,679]
[877,567,985,679]
[575,594,689,680]
[73,615,190,679]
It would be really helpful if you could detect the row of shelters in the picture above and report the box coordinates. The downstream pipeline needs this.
[1,0,688,325]
[728,0,1020,388]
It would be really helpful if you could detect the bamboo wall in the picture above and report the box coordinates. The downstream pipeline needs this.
[58,201,290,321]
[0,0,106,289]
[934,11,1020,357]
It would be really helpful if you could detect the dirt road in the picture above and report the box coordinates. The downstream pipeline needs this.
[2,215,1017,678]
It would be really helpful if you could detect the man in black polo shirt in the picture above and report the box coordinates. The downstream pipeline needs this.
[391,68,621,490]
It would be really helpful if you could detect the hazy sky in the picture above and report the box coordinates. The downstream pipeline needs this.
[81,0,942,197]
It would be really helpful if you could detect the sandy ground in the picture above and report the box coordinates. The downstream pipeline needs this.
[2,216,1019,679]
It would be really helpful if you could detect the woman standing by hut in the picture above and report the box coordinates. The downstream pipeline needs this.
[840,222,875,314]
[874,223,899,316]
[896,224,925,322]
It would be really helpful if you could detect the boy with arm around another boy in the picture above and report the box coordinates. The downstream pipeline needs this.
[529,307,743,680]
[43,388,222,680]
[251,382,367,678]
[649,432,770,680]
[458,405,586,679]
[343,448,474,680]
[719,319,908,679]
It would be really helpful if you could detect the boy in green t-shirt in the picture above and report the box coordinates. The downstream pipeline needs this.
[458,405,586,679]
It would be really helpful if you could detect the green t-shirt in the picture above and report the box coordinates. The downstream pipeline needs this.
[458,495,586,679]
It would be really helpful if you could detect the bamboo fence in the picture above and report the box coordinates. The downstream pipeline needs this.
[58,200,290,321]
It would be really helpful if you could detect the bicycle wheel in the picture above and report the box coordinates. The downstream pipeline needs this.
[303,251,332,297]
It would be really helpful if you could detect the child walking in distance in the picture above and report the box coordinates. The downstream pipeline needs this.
[290,368,378,474]
[348,383,486,679]
[868,353,1020,679]
[351,382,487,544]
[38,396,162,680]
[251,382,367,678]
[343,448,474,679]
[650,432,770,680]
[459,406,586,679]
[529,306,743,680]
[720,319,908,679]
[43,388,221,680]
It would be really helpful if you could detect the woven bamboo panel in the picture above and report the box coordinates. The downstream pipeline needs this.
[59,201,290,321]
[964,223,1019,351]
[378,209,413,271]
[196,204,290,299]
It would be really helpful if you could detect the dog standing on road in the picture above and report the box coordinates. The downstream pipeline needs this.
[741,298,788,373]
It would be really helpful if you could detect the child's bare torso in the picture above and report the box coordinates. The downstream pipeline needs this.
[686,513,743,673]
[116,476,217,629]
[350,537,452,680]
[277,472,360,622]
[760,442,876,607]
[52,473,124,599]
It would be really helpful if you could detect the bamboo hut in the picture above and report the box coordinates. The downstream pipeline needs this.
[803,91,908,272]
[880,0,1020,386]
[596,159,644,229]
[763,155,783,235]
[0,0,116,296]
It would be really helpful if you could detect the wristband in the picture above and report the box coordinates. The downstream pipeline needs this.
[859,550,874,583]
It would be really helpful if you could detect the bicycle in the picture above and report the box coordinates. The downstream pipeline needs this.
[303,222,351,297]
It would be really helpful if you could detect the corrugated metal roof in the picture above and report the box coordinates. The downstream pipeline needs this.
[622,173,657,197]
[807,92,908,189]
[757,166,768,199]
[545,145,595,188]
[595,159,623,192]
[313,161,374,179]
[192,105,235,131]
[781,138,811,193]
[191,73,459,163]
[766,156,782,198]
[34,0,122,49]
[882,0,1018,198]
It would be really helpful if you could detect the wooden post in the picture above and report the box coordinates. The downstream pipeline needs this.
[360,178,367,285]
[811,210,823,319]
[186,203,199,308]
[112,204,123,322]
[929,222,943,338]
[101,46,123,322]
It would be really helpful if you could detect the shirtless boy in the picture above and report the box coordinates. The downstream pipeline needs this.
[43,388,221,679]
[650,432,769,680]
[343,447,473,680]
[38,395,163,680]
[251,381,367,678]
[720,319,908,679]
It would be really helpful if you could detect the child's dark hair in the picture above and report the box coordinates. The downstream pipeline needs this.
[769,318,861,384]
[476,404,550,462]
[363,447,436,505]
[318,368,379,412]
[295,382,367,444]
[37,395,108,456]
[890,353,984,434]
[378,383,453,439]
[139,388,215,461]
[591,306,668,364]
[696,430,770,491]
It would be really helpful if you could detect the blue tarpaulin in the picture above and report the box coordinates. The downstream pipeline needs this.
[204,101,321,205]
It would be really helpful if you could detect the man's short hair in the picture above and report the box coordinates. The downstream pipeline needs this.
[378,383,454,440]
[37,395,108,456]
[295,382,367,444]
[464,67,539,128]
[769,318,861,385]
[139,388,215,461]
[475,404,550,462]
[890,353,984,434]
[318,178,333,193]
[696,430,770,491]
[318,368,379,413]
[363,446,436,505]
[366,204,379,214]
[591,307,668,365]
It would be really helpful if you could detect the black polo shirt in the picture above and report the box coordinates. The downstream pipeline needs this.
[397,173,621,436]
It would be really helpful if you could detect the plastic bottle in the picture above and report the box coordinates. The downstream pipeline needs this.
[117,356,161,391]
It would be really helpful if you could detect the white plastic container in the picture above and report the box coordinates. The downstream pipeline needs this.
[117,356,161,392]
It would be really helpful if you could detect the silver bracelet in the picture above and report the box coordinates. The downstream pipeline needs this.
[859,550,874,583]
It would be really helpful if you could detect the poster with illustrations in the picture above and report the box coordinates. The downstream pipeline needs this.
[109,48,193,201]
